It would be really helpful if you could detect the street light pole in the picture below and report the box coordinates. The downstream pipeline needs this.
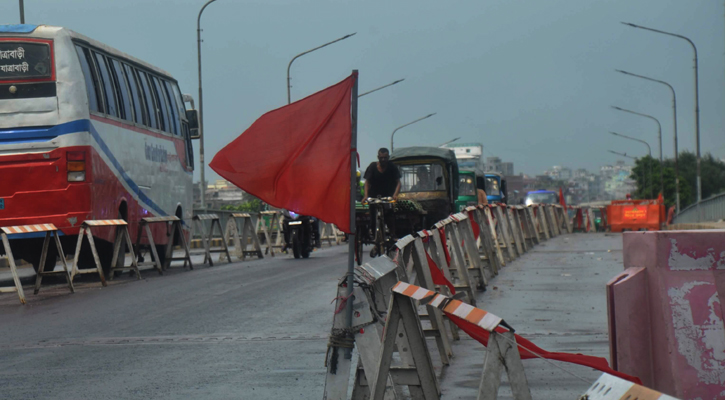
[610,131,653,198]
[390,113,436,152]
[18,0,24,23]
[612,106,663,197]
[358,79,404,98]
[197,0,220,210]
[622,22,701,214]
[287,33,356,104]
[616,69,680,212]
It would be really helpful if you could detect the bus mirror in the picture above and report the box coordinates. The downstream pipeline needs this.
[186,110,200,139]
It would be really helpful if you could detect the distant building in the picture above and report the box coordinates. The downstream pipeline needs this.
[194,179,246,209]
[500,162,514,176]
[486,157,502,173]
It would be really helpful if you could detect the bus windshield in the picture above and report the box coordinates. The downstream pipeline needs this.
[485,177,500,195]
[459,176,476,196]
[400,163,446,192]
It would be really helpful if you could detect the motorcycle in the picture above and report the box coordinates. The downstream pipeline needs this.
[282,210,319,259]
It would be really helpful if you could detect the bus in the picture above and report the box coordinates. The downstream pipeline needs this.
[0,25,199,272]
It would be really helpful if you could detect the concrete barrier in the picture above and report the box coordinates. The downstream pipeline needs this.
[608,229,725,399]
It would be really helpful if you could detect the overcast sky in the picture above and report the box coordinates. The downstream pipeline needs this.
[6,0,724,181]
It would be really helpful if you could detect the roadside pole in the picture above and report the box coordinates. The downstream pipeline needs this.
[345,70,359,358]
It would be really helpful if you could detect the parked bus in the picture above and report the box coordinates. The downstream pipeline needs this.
[0,25,199,272]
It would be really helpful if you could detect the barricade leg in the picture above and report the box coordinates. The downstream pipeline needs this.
[370,292,440,400]
[494,207,517,261]
[477,331,532,400]
[135,221,163,275]
[238,215,263,260]
[108,225,140,280]
[0,233,26,304]
[510,207,527,253]
[482,207,505,270]
[456,217,490,288]
[475,210,501,275]
[71,226,108,286]
[162,219,193,270]
[525,207,540,244]
[34,230,74,295]
[535,206,550,240]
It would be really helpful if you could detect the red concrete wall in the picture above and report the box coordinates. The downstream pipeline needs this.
[609,230,725,399]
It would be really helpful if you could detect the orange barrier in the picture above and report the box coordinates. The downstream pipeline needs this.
[606,199,664,232]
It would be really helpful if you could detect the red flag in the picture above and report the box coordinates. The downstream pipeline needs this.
[559,187,567,209]
[210,74,356,233]
[468,210,480,241]
[421,237,456,294]
[446,314,642,385]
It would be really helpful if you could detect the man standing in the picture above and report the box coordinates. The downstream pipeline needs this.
[363,148,401,200]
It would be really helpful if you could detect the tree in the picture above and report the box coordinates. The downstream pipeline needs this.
[222,198,265,213]
[632,151,723,209]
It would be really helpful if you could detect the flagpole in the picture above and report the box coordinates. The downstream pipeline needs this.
[345,70,359,359]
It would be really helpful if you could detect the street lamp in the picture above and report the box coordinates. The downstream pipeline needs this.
[358,79,404,98]
[197,0,222,210]
[621,22,701,210]
[610,131,653,198]
[616,69,680,212]
[437,137,461,147]
[18,0,24,23]
[287,33,356,104]
[611,106,663,196]
[390,113,436,152]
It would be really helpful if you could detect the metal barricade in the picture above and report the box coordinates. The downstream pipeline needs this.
[224,213,263,261]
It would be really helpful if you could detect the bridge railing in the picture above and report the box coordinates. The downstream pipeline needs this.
[673,191,725,224]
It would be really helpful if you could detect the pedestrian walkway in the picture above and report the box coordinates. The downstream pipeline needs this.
[438,233,624,399]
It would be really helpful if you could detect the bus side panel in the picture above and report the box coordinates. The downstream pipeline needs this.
[88,117,192,245]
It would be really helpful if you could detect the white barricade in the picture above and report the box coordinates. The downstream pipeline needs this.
[72,219,139,283]
[193,214,231,265]
[135,216,193,273]
[1,224,74,304]
[223,213,263,261]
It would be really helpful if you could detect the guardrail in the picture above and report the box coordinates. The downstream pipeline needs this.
[672,191,725,224]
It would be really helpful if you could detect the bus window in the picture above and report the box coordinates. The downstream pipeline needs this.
[151,76,171,134]
[122,63,145,125]
[109,58,133,122]
[162,80,180,136]
[136,70,158,130]
[92,52,118,118]
[74,45,101,113]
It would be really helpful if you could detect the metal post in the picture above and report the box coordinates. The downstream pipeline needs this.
[610,132,652,199]
[390,113,436,152]
[197,0,220,210]
[19,0,24,24]
[612,106,663,197]
[616,70,680,212]
[345,70,359,358]
[622,22,701,218]
[286,33,356,104]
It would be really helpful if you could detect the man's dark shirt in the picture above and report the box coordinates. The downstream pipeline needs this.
[364,162,401,198]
